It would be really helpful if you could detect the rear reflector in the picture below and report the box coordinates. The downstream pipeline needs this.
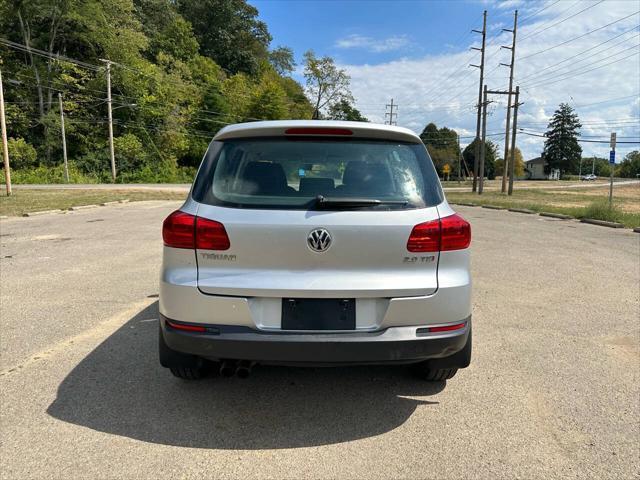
[162,211,230,250]
[428,322,467,333]
[407,213,471,252]
[166,320,206,333]
[285,127,353,136]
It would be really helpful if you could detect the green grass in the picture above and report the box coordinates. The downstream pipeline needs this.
[447,187,640,228]
[0,189,187,217]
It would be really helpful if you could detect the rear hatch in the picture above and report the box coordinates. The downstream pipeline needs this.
[191,127,444,299]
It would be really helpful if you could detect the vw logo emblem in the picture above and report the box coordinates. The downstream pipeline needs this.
[307,228,332,252]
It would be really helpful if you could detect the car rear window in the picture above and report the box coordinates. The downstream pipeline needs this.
[192,137,443,210]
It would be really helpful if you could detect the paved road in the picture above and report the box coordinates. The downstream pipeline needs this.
[1,203,638,479]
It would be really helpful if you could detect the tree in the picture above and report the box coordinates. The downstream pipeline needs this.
[0,0,314,180]
[617,150,640,178]
[420,123,459,175]
[542,103,582,175]
[495,147,525,177]
[581,156,611,177]
[463,138,498,180]
[176,0,271,75]
[327,100,368,122]
[303,50,352,119]
[1,138,37,169]
[269,46,295,76]
[246,79,288,120]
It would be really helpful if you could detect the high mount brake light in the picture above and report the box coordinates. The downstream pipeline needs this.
[162,211,230,250]
[407,213,471,252]
[284,127,353,136]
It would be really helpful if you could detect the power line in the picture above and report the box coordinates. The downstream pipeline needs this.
[518,129,640,144]
[519,0,604,41]
[519,10,640,60]
[522,50,639,89]
[519,0,562,25]
[0,38,102,71]
[517,27,639,83]
[572,94,640,109]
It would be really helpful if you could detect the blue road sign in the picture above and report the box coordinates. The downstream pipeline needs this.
[609,150,615,164]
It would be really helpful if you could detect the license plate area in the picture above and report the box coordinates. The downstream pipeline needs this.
[281,298,356,330]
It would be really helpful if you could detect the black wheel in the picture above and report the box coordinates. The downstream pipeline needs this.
[413,325,472,381]
[414,365,458,381]
[169,366,204,380]
[159,325,207,379]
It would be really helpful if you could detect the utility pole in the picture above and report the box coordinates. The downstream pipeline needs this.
[478,85,489,194]
[507,86,521,195]
[457,132,462,184]
[0,67,11,196]
[58,92,69,183]
[500,10,518,194]
[385,98,397,125]
[100,59,116,182]
[609,132,616,207]
[471,10,487,193]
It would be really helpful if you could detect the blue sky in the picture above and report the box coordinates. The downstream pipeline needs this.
[251,0,640,160]
[252,1,505,65]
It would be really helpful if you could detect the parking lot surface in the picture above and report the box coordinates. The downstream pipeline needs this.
[1,201,638,479]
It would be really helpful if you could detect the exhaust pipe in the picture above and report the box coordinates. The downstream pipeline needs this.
[235,360,255,379]
[219,360,236,377]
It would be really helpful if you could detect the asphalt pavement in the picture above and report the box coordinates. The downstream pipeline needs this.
[0,202,638,479]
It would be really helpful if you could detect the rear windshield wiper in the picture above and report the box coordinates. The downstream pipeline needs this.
[312,195,411,209]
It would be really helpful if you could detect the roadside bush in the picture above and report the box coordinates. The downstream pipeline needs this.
[10,163,101,184]
[581,199,625,223]
[75,151,112,181]
[114,133,149,174]
[1,137,38,169]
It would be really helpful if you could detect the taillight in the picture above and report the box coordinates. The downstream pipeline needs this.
[162,211,230,250]
[163,211,195,249]
[407,219,440,252]
[440,213,471,251]
[196,217,230,250]
[407,213,470,252]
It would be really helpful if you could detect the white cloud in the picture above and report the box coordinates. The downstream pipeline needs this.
[496,0,524,10]
[343,1,640,160]
[335,34,410,53]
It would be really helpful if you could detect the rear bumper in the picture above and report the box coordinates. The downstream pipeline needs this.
[160,314,471,366]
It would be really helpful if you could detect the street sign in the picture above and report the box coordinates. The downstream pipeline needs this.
[609,150,615,164]
[443,164,451,174]
[610,132,617,149]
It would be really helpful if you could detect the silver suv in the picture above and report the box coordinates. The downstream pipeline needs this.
[159,121,472,381]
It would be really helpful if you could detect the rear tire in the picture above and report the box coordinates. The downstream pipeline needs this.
[169,365,204,380]
[414,365,458,381]
[159,324,207,380]
[413,325,471,381]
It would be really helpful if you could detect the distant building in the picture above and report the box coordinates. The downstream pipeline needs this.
[525,157,546,179]
[524,157,560,180]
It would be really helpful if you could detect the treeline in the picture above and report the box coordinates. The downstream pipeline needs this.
[419,122,524,179]
[0,0,316,182]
